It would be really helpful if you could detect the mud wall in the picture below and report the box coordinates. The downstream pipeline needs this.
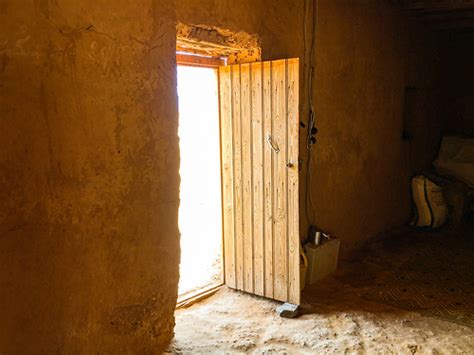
[309,0,441,253]
[0,1,179,353]
[176,0,304,62]
[439,32,474,136]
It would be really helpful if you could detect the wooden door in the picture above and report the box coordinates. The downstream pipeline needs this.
[219,58,300,305]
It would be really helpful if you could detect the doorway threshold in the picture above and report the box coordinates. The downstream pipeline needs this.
[177,283,224,309]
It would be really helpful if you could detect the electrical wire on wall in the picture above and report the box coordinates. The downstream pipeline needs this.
[303,0,318,227]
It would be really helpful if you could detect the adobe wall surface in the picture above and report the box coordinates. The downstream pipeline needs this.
[308,0,441,253]
[0,1,179,353]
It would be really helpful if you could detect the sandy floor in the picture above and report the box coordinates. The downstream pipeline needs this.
[168,279,473,354]
[169,224,474,354]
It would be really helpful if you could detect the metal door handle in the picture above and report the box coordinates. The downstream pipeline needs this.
[266,134,280,153]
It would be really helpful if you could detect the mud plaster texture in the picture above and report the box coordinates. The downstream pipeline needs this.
[176,23,261,63]
[0,1,179,353]
[309,1,443,253]
[169,226,474,354]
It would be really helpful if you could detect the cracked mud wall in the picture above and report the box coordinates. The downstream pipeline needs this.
[0,0,178,353]
[176,0,304,62]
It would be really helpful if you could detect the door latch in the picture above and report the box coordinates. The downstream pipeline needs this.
[266,134,280,153]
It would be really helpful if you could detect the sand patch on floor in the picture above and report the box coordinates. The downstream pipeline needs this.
[168,281,473,354]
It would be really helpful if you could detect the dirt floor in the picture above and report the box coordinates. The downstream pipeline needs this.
[168,224,474,354]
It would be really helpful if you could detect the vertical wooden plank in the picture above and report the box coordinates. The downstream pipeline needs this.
[271,59,288,302]
[251,62,264,296]
[262,61,274,299]
[231,64,244,291]
[287,59,300,304]
[221,58,300,305]
[240,63,253,293]
[218,66,236,289]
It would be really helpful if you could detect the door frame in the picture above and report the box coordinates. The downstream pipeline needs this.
[176,55,301,306]
[176,52,227,307]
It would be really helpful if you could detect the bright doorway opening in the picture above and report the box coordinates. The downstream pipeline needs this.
[177,62,224,302]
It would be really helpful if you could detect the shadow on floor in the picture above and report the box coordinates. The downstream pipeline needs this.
[324,220,474,328]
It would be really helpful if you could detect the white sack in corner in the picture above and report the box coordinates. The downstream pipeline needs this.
[433,136,474,188]
[411,175,448,228]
